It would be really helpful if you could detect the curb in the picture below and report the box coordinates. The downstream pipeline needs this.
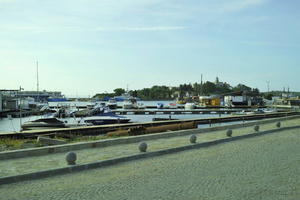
[0,125,299,185]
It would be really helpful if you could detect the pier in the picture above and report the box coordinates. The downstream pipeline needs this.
[113,108,252,115]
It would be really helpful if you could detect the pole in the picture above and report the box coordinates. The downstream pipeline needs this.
[200,74,203,96]
[19,86,23,131]
[37,61,39,102]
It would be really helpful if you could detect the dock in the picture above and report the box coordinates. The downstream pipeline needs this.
[113,108,250,115]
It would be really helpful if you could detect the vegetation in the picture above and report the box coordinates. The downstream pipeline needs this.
[93,78,262,100]
[0,138,42,152]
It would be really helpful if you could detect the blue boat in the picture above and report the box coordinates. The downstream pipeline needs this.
[82,105,130,125]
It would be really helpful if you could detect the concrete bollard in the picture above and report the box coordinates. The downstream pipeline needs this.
[276,122,281,128]
[190,134,197,143]
[66,152,77,165]
[138,142,148,152]
[254,125,260,132]
[226,129,233,137]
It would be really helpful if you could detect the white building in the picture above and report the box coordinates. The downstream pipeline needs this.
[224,95,251,107]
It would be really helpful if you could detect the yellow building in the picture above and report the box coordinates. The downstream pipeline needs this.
[199,96,221,106]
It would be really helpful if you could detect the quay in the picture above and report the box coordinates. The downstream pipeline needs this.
[0,116,299,200]
[0,111,298,139]
[49,105,266,110]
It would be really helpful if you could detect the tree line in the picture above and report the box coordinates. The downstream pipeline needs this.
[93,80,261,100]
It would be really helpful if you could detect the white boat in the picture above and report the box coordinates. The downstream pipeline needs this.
[137,102,145,109]
[122,98,137,109]
[107,98,118,109]
[184,102,195,110]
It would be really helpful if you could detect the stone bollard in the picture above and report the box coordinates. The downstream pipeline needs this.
[226,129,233,137]
[138,142,148,152]
[254,125,260,132]
[66,152,77,165]
[190,134,197,143]
[276,122,281,128]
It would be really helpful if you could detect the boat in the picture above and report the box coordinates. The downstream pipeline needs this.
[184,102,196,110]
[82,115,130,125]
[86,102,96,109]
[21,117,66,131]
[122,98,137,109]
[157,103,164,109]
[232,109,265,116]
[137,102,145,109]
[107,98,118,109]
[81,106,130,125]
[168,103,177,109]
[152,115,178,121]
[114,92,141,102]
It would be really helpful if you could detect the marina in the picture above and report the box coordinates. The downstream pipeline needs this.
[0,111,297,139]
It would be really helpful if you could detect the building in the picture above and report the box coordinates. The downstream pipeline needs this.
[16,90,64,102]
[0,89,65,111]
[198,96,221,106]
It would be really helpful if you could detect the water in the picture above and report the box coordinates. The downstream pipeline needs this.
[0,101,232,133]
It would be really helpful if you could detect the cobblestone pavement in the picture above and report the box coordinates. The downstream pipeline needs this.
[0,121,299,200]
[1,119,299,177]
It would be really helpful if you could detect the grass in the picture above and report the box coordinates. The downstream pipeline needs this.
[0,138,42,152]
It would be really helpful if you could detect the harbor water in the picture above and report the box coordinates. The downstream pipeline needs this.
[0,101,230,133]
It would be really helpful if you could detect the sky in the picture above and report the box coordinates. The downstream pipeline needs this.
[1,0,300,97]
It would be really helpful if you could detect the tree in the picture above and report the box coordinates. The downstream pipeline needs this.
[113,88,125,96]
[202,81,216,95]
[232,84,252,92]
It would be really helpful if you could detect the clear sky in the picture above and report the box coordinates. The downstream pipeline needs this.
[1,0,299,97]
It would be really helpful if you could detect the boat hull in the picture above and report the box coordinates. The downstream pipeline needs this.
[83,118,130,125]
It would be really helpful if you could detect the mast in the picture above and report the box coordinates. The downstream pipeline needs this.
[37,61,39,101]
[200,74,203,96]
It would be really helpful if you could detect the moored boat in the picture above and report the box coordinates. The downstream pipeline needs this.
[157,103,164,109]
[81,105,131,125]
[168,103,177,109]
[184,102,196,110]
[21,118,66,131]
[122,98,137,109]
[107,98,118,109]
